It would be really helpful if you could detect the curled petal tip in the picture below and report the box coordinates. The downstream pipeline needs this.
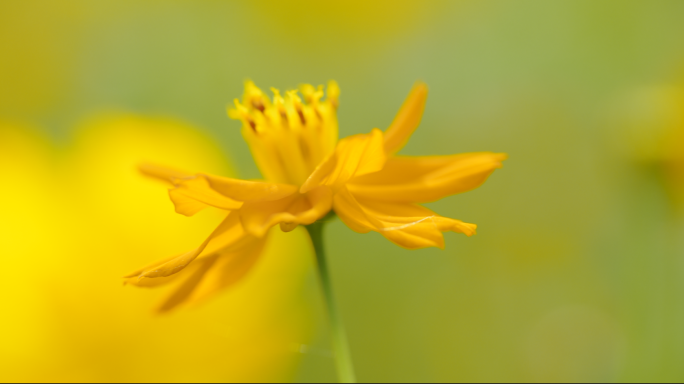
[490,153,508,170]
[462,223,477,237]
[280,222,298,232]
[413,81,429,93]
[138,163,190,185]
[122,271,139,279]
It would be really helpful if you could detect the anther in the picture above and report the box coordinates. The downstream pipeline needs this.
[252,99,266,113]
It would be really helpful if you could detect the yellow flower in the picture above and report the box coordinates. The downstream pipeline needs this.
[126,81,506,308]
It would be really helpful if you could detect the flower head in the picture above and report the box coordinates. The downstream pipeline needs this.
[127,81,506,310]
[229,80,340,186]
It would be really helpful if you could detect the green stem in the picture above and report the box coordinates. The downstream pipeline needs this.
[305,221,356,383]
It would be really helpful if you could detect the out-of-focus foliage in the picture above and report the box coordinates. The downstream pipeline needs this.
[2,0,684,382]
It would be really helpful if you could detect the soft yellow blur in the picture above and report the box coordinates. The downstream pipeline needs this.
[0,117,311,382]
[614,86,684,212]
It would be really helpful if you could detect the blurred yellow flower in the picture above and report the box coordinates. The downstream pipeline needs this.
[618,86,684,211]
[0,117,309,382]
[127,81,506,309]
[657,91,684,208]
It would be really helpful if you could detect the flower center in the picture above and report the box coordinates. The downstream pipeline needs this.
[229,81,340,186]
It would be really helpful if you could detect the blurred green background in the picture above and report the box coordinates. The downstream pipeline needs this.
[2,0,684,382]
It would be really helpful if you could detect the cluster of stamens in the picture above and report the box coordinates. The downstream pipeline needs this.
[228,81,339,134]
[227,81,340,185]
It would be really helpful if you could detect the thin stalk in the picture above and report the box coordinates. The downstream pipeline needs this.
[305,221,356,383]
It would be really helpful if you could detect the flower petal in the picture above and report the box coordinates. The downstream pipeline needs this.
[203,173,299,202]
[178,236,268,310]
[124,211,247,279]
[139,164,243,216]
[383,83,428,155]
[329,186,375,234]
[126,232,268,312]
[300,128,386,193]
[123,253,188,288]
[348,152,507,203]
[333,187,476,250]
[156,254,221,312]
[138,163,192,185]
[169,176,243,216]
[240,187,333,237]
